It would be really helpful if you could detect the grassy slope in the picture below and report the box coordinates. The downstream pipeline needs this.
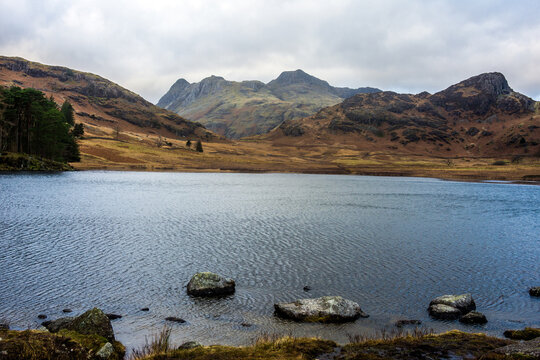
[0,56,214,141]
[73,123,540,181]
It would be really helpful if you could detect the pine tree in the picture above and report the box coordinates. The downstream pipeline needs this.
[195,139,203,152]
[60,100,75,125]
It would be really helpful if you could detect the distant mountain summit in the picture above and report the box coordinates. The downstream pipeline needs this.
[158,70,380,138]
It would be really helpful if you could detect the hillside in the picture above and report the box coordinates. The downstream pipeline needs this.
[266,72,539,158]
[0,56,215,142]
[157,69,380,138]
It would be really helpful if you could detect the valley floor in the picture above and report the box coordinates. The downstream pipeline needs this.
[72,126,540,183]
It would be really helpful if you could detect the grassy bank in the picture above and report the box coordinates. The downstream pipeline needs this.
[73,132,540,182]
[0,152,73,171]
[2,327,538,359]
[128,329,531,360]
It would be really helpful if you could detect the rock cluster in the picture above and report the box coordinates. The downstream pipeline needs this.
[428,294,487,324]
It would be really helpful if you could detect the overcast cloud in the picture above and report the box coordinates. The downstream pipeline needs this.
[1,0,539,103]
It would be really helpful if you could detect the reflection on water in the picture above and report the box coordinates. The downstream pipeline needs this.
[0,171,539,350]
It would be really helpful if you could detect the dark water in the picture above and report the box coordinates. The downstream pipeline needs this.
[0,171,539,350]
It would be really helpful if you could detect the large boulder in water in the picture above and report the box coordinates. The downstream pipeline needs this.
[186,272,235,296]
[428,304,462,320]
[42,307,115,341]
[429,294,476,314]
[274,296,368,323]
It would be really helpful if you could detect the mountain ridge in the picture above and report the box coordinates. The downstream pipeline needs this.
[266,72,539,158]
[157,69,381,138]
[0,56,215,141]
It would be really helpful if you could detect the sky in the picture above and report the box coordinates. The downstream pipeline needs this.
[1,0,539,103]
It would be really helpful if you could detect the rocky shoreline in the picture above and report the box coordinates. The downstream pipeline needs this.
[1,273,538,359]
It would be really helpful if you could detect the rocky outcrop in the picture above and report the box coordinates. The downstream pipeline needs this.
[274,296,368,323]
[429,294,476,314]
[186,272,235,296]
[459,311,488,324]
[42,308,115,342]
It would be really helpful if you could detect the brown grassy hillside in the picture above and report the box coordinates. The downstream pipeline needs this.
[0,56,215,141]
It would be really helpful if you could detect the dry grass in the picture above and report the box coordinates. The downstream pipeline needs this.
[130,326,173,360]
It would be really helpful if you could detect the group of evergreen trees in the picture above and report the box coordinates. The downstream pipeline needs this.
[0,86,83,162]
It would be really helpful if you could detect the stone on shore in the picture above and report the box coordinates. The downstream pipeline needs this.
[503,327,540,340]
[529,287,540,297]
[459,311,488,324]
[178,341,202,350]
[429,294,476,314]
[186,272,235,296]
[274,296,368,323]
[428,304,462,320]
[42,307,115,341]
[96,342,115,359]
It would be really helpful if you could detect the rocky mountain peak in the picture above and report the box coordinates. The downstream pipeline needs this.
[268,69,331,88]
[461,72,512,96]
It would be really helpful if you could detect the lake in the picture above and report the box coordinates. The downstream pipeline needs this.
[0,171,538,350]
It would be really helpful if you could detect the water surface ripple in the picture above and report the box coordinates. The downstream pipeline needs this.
[0,172,539,350]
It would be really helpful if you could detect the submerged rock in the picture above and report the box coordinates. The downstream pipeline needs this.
[186,272,235,296]
[459,311,488,324]
[165,317,186,323]
[429,294,476,314]
[42,308,115,341]
[140,307,149,312]
[529,287,540,297]
[62,309,72,313]
[428,304,462,320]
[395,319,422,327]
[106,314,122,320]
[303,286,312,292]
[37,314,47,320]
[274,296,368,322]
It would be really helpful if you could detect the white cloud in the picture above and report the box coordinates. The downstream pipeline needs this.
[1,0,539,102]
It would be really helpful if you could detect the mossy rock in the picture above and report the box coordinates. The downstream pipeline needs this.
[186,272,235,297]
[503,328,540,341]
[42,307,115,342]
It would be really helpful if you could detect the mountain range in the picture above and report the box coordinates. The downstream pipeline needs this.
[157,69,380,138]
[265,72,539,157]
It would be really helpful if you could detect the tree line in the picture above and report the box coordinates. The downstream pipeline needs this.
[0,86,83,162]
